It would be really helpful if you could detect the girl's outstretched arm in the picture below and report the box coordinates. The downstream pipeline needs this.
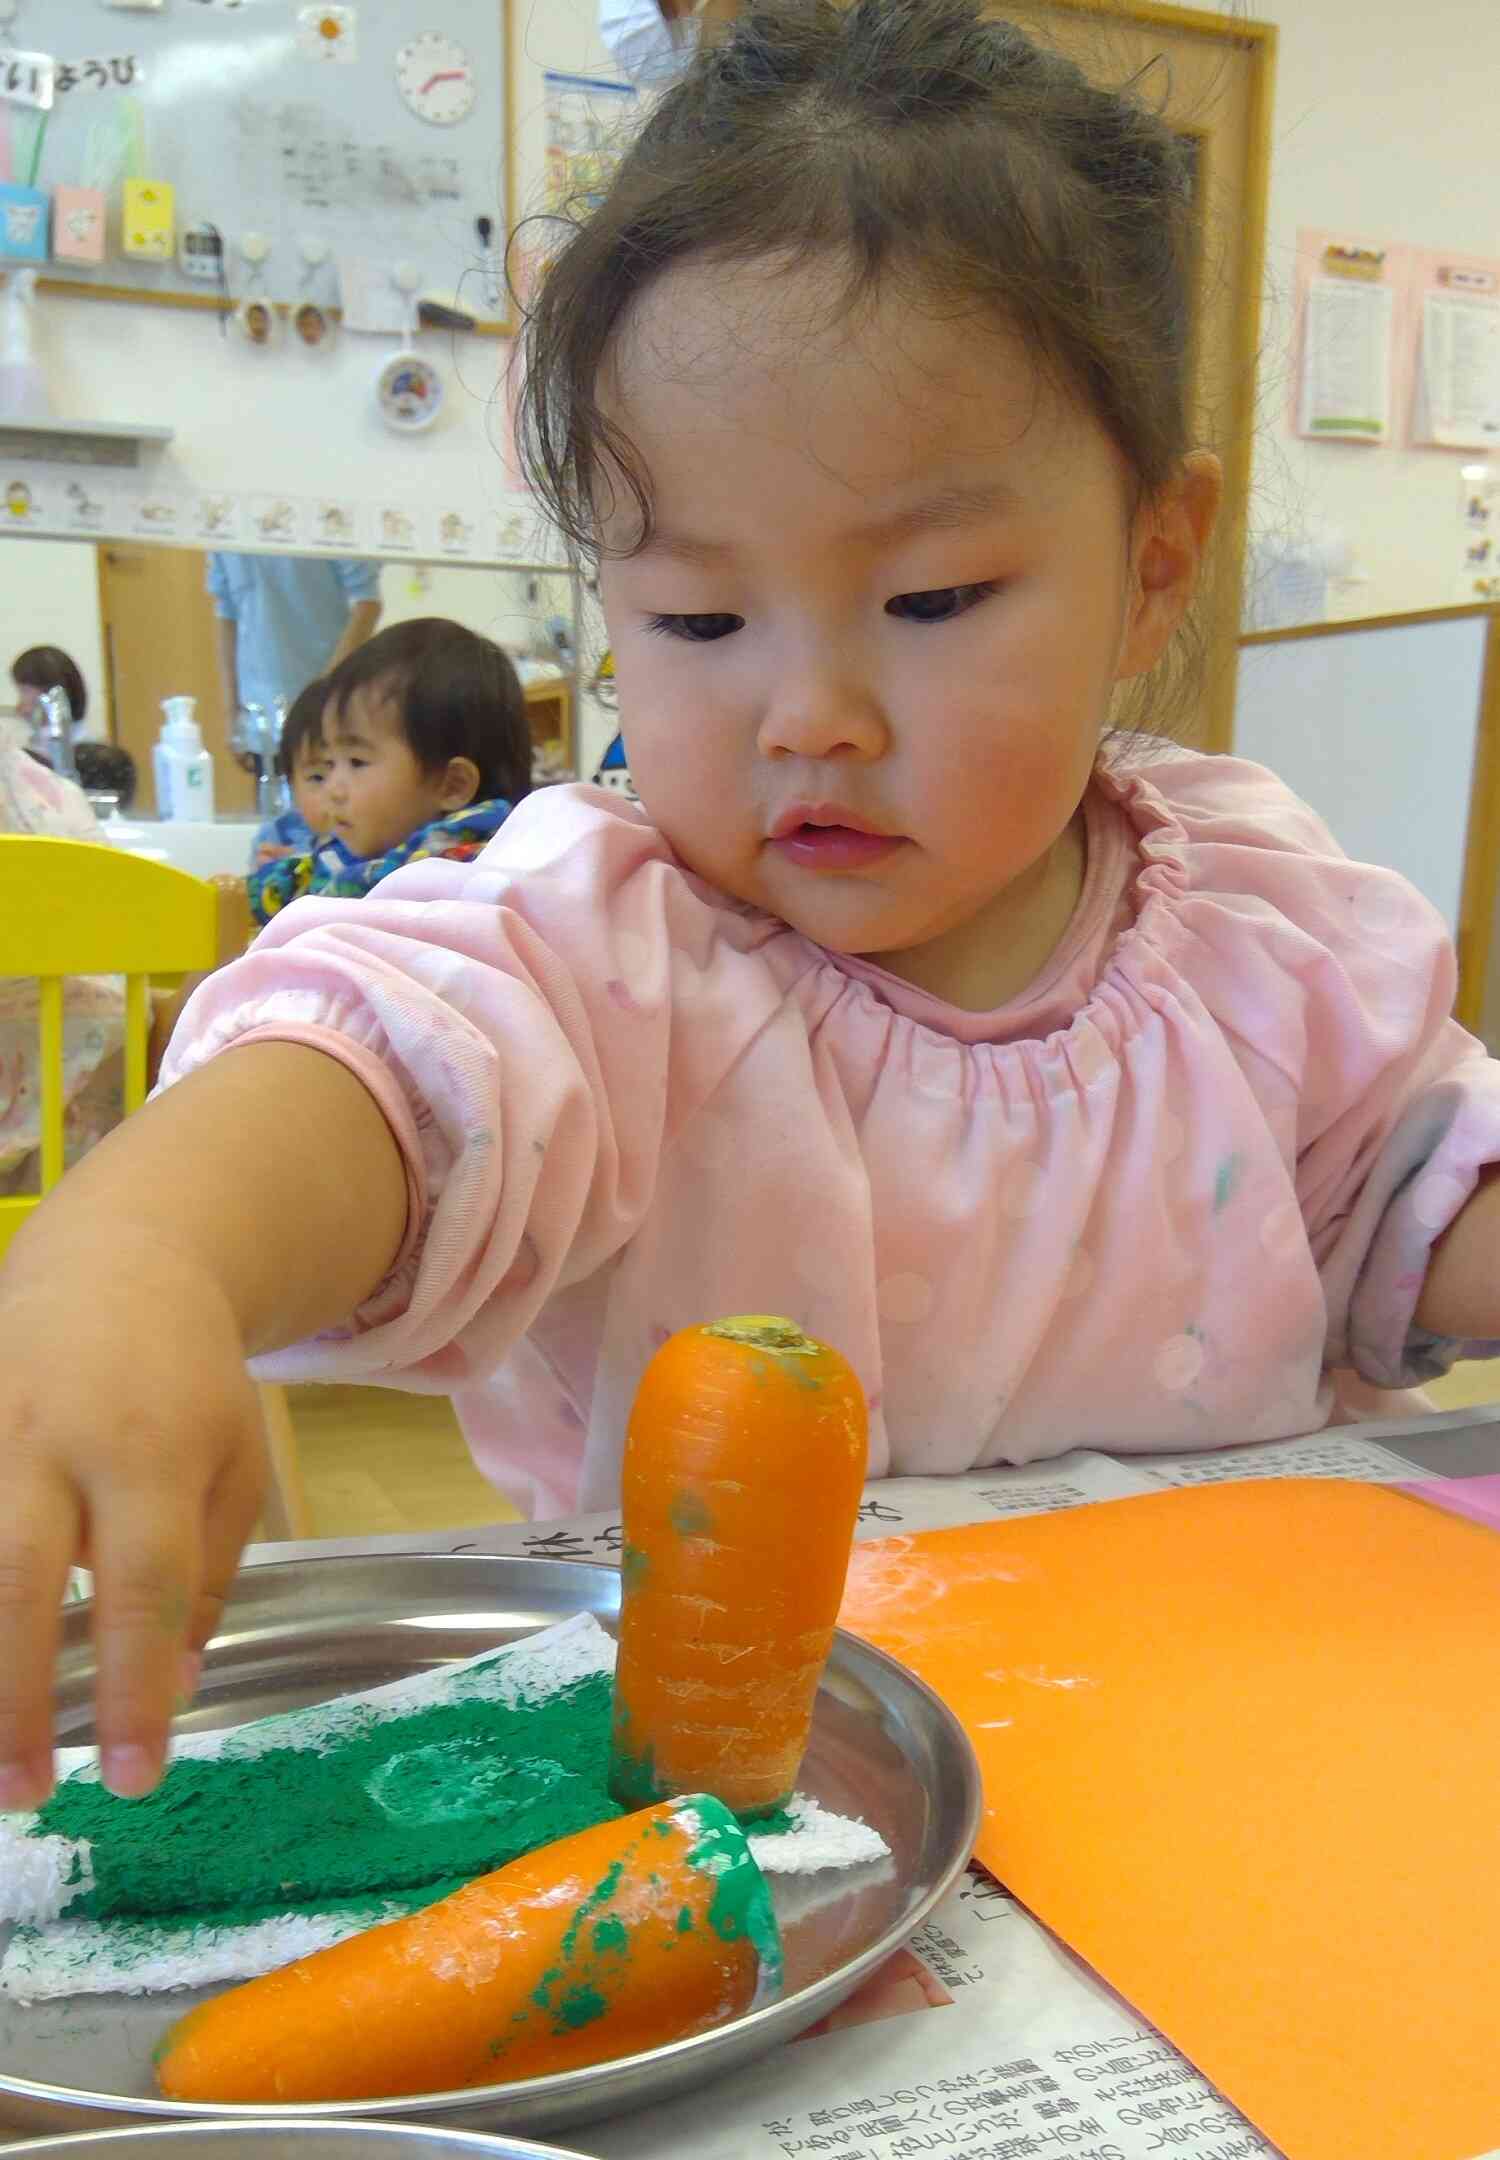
[0,1041,408,1810]
[1415,1166,1500,1340]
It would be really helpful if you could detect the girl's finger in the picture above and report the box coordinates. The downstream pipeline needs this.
[186,1433,265,1671]
[89,1501,203,1799]
[0,1472,80,1810]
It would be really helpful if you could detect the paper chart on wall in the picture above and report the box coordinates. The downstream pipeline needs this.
[1297,274,1393,442]
[1415,291,1500,449]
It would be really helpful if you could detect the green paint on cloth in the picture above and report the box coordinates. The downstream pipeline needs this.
[35,1673,622,1923]
[28,1673,804,1938]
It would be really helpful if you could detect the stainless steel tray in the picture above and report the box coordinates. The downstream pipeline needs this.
[3,2125,587,2157]
[0,1555,981,2143]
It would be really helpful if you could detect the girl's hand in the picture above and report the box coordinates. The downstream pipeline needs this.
[0,1039,410,1808]
[0,1236,267,1808]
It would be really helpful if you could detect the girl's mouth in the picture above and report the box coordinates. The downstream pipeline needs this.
[770,823,906,870]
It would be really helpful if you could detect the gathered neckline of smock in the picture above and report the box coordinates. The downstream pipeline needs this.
[757,749,1194,1061]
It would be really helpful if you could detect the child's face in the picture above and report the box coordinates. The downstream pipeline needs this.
[598,262,1216,1005]
[321,685,469,860]
[290,736,331,832]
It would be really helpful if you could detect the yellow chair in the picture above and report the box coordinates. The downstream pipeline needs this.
[0,836,310,1539]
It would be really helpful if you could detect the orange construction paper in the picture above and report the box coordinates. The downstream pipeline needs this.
[839,1481,1500,2160]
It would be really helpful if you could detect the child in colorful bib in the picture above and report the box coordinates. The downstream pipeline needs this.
[247,618,531,926]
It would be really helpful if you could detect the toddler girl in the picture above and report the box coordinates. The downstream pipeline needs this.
[4,0,1500,1805]
[247,618,532,921]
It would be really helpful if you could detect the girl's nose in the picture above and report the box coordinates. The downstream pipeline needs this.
[756,659,888,763]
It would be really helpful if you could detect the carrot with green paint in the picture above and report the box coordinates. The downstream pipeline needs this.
[610,1315,869,1818]
[153,1793,779,2103]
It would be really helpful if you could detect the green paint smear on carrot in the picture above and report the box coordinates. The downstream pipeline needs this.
[668,1490,714,1537]
[680,1794,784,1997]
[557,1983,609,2030]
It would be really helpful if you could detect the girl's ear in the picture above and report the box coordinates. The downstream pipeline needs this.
[1116,451,1222,682]
[436,756,482,810]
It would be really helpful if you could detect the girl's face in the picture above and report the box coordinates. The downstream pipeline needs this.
[322,684,477,860]
[289,735,332,833]
[598,262,1216,1009]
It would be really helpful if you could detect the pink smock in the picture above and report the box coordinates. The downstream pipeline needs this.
[162,742,1500,1516]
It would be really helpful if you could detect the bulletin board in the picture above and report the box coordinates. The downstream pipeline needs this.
[6,0,512,327]
[1291,228,1500,457]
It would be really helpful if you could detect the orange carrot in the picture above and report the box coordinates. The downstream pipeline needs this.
[609,1314,868,1818]
[153,1794,780,2103]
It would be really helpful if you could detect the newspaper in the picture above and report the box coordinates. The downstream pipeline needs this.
[584,1861,1274,2160]
[248,1431,1432,1574]
[221,1423,1448,2160]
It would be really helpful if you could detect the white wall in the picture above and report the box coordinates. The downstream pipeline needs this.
[67,0,1498,736]
[380,561,573,656]
[19,0,620,531]
[1,0,619,762]
[10,0,1490,645]
[1159,0,1500,620]
[0,535,107,738]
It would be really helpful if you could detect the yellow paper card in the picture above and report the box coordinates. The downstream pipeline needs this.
[122,179,174,261]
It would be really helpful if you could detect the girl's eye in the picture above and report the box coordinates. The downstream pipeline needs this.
[886,582,999,624]
[644,612,743,643]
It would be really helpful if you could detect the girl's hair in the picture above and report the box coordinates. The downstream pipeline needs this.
[519,0,1197,563]
[322,618,533,808]
[275,675,329,780]
[12,645,87,723]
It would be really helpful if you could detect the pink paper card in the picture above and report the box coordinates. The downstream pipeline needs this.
[52,185,106,265]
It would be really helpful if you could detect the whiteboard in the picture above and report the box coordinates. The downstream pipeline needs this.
[16,0,510,316]
[1234,613,1487,931]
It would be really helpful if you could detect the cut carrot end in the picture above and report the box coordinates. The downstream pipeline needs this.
[701,1314,818,1354]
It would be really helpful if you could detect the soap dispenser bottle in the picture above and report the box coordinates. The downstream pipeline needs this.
[153,695,216,820]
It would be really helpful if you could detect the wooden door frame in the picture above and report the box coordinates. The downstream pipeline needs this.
[1040,0,1277,752]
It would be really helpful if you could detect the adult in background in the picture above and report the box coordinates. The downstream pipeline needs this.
[11,645,87,758]
[206,553,383,741]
